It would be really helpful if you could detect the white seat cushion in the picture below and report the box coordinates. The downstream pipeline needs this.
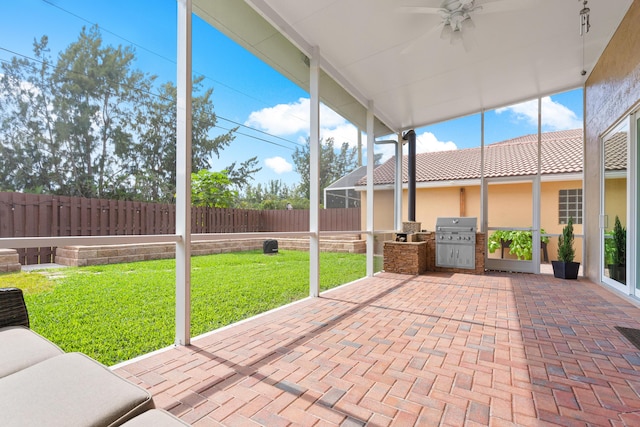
[0,352,154,427]
[0,326,64,378]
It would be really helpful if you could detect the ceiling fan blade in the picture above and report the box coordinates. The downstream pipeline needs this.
[398,6,442,14]
[477,0,538,14]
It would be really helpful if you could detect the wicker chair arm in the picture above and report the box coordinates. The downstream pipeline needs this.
[0,288,29,329]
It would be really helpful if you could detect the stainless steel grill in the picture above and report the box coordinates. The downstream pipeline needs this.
[435,217,477,269]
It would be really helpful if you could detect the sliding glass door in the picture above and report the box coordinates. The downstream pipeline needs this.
[601,120,628,292]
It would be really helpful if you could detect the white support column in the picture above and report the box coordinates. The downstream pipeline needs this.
[309,46,320,297]
[395,132,403,231]
[357,129,363,167]
[175,0,192,345]
[532,98,542,273]
[366,102,375,277]
[480,111,486,234]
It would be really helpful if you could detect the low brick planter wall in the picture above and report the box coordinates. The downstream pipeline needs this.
[383,241,427,275]
[0,249,21,273]
[56,236,365,267]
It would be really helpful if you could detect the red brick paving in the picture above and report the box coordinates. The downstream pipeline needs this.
[114,272,640,426]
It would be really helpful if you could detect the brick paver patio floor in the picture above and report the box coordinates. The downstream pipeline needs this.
[114,272,640,426]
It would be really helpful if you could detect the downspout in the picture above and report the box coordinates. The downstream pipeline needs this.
[403,130,417,222]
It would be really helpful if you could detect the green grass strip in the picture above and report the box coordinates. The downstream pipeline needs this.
[0,250,365,365]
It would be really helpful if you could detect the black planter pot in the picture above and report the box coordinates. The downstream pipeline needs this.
[551,261,580,280]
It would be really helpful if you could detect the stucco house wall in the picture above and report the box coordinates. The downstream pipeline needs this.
[370,189,394,231]
[584,0,640,281]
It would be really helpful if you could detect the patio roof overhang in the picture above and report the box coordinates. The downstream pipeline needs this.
[176,1,637,344]
[193,0,633,134]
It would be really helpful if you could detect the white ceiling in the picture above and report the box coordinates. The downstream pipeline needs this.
[194,0,632,136]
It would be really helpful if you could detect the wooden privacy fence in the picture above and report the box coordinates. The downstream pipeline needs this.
[0,192,361,265]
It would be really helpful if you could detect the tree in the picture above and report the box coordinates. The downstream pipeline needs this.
[191,169,236,208]
[226,157,261,190]
[53,25,150,198]
[292,137,359,205]
[0,36,64,193]
[0,26,259,203]
[127,76,238,202]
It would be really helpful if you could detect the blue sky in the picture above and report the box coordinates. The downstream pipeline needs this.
[0,0,583,187]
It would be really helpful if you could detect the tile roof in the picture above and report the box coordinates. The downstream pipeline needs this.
[604,131,628,172]
[361,129,590,186]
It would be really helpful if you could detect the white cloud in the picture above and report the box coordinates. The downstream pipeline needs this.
[495,96,582,130]
[245,98,309,135]
[264,156,293,174]
[244,98,359,147]
[416,131,457,153]
[321,123,359,147]
[373,131,457,163]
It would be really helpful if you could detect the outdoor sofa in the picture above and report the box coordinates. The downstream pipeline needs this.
[0,287,190,427]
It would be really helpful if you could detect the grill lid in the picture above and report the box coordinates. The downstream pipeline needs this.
[436,217,477,232]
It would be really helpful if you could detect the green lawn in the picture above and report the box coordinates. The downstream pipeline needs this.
[0,250,365,366]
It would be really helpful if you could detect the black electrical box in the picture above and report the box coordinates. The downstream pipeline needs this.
[263,239,278,254]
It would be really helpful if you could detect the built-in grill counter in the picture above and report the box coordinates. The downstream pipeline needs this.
[435,217,477,270]
[383,217,485,275]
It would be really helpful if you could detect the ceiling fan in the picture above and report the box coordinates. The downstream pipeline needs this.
[401,0,537,51]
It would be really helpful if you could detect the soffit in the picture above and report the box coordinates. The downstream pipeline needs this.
[194,0,633,136]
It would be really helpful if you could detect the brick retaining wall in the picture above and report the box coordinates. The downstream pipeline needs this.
[55,236,365,267]
[0,249,21,273]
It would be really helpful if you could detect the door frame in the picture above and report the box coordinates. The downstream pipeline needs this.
[600,116,634,294]
[483,175,541,274]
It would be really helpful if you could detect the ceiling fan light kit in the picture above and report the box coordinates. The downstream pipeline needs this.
[438,0,480,46]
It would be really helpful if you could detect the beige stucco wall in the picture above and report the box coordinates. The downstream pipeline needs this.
[361,185,480,232]
[360,189,395,230]
[413,186,481,231]
[584,0,640,282]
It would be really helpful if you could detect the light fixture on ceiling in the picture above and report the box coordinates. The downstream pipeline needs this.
[579,0,590,76]
[439,0,481,46]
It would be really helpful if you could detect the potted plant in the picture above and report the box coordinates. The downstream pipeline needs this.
[552,217,580,279]
[487,228,550,261]
[609,215,626,283]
